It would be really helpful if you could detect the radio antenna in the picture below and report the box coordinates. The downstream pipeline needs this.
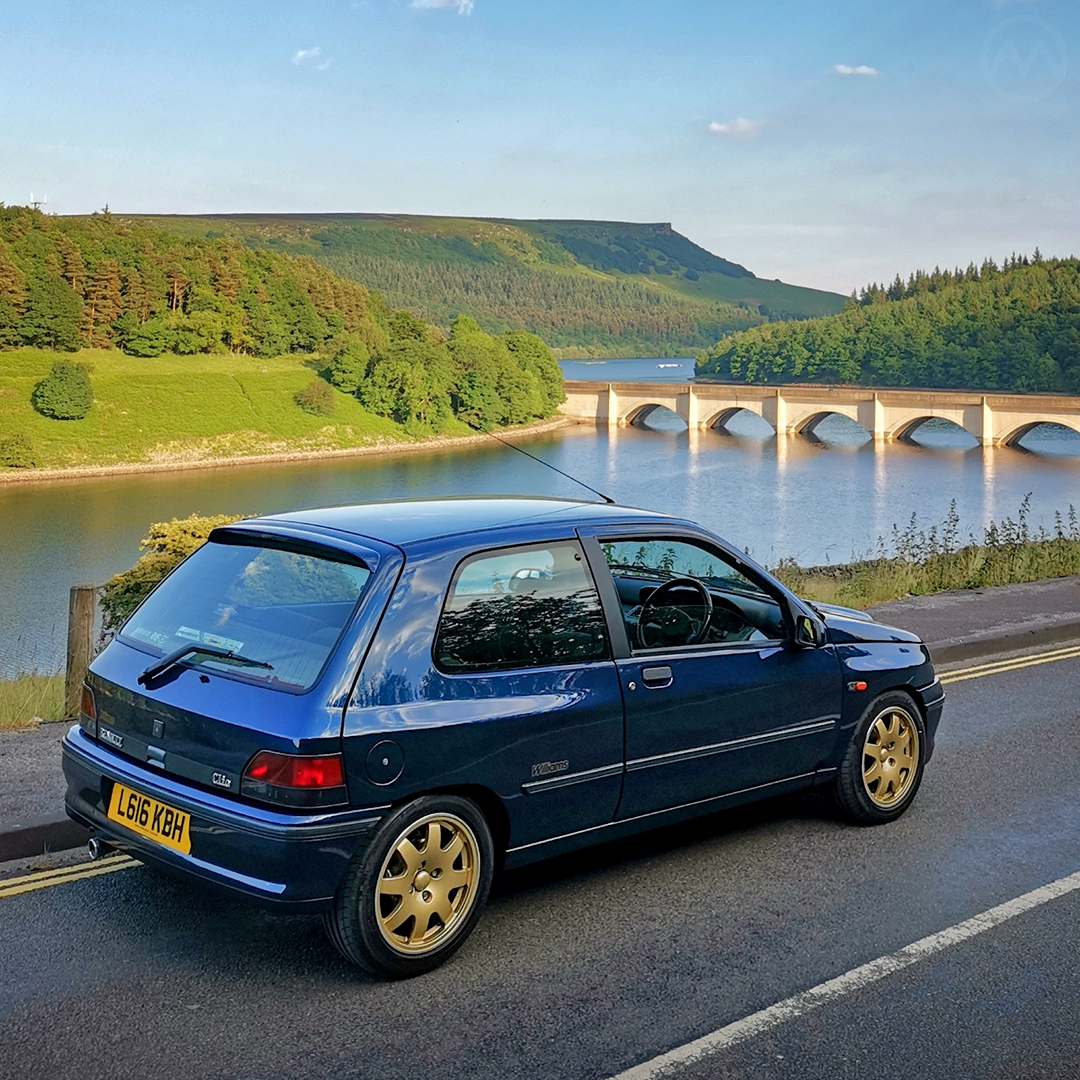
[472,425,615,504]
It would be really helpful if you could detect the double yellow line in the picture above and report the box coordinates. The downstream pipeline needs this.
[940,642,1080,685]
[0,854,137,899]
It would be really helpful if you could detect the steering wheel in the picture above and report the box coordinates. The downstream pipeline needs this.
[637,577,714,649]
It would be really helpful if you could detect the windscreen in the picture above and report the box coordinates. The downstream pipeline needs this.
[119,539,372,692]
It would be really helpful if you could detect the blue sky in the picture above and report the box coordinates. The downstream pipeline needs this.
[0,0,1076,292]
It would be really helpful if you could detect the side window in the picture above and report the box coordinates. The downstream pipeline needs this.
[600,538,786,651]
[435,541,610,673]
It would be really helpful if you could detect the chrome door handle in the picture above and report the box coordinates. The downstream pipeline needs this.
[641,665,673,688]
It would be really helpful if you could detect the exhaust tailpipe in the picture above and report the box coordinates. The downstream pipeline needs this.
[87,836,106,861]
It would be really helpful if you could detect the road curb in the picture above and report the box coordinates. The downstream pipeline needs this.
[5,620,1080,864]
[928,619,1080,666]
[0,813,88,864]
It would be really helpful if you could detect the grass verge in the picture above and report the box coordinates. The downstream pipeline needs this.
[774,498,1080,609]
[0,672,65,731]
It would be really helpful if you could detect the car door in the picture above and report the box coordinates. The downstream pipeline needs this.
[580,528,842,820]
[343,535,625,850]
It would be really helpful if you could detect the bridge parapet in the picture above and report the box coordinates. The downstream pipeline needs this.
[558,381,1080,446]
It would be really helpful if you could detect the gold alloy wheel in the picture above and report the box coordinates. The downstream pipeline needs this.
[374,813,480,955]
[861,706,920,808]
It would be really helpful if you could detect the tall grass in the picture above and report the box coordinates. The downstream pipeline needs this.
[773,496,1080,609]
[0,671,65,730]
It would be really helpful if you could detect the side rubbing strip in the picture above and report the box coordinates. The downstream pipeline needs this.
[508,772,818,854]
[522,762,624,795]
[626,718,837,773]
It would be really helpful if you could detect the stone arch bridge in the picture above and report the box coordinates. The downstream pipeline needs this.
[560,380,1080,446]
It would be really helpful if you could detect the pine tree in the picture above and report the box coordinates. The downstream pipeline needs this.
[57,236,86,293]
[166,262,189,311]
[210,244,245,301]
[81,258,123,346]
[0,240,26,313]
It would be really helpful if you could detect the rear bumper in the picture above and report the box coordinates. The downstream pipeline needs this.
[62,726,388,913]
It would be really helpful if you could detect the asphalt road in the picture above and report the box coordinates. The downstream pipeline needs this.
[2,651,1080,1080]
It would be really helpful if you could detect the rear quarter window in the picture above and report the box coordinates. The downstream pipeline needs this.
[435,541,610,673]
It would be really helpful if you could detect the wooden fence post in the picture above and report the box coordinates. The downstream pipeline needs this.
[64,585,96,719]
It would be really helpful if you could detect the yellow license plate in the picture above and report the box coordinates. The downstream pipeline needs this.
[107,781,192,855]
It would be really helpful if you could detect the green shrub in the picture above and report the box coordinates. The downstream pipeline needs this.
[326,335,370,394]
[31,360,93,419]
[100,513,244,633]
[0,432,36,468]
[295,378,336,416]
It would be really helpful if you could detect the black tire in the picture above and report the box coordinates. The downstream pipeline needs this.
[835,691,926,825]
[324,794,494,978]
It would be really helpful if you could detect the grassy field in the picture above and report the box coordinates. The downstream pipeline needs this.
[0,348,440,470]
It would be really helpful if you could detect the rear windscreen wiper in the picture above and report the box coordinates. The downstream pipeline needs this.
[138,644,274,686]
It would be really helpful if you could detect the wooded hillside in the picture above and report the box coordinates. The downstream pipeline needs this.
[0,207,566,460]
[0,205,389,358]
[697,254,1080,394]
[122,214,847,356]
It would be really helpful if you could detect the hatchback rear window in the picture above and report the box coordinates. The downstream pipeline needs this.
[120,538,372,692]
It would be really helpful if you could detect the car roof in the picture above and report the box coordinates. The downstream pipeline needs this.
[259,496,675,549]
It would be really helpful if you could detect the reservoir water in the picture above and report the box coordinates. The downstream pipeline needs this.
[2,357,1078,677]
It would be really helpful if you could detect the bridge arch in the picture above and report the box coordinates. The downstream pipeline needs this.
[624,403,687,430]
[885,412,973,443]
[705,406,774,435]
[795,410,869,442]
[1000,418,1080,448]
[783,403,862,437]
[889,415,970,444]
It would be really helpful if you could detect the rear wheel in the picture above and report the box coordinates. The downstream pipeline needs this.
[835,691,925,825]
[324,794,494,978]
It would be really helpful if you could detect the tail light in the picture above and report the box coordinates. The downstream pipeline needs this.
[241,750,348,808]
[79,684,97,739]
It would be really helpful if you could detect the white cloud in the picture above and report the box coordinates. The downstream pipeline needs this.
[412,0,474,13]
[292,47,321,65]
[708,118,763,139]
[834,64,880,77]
[317,59,333,71]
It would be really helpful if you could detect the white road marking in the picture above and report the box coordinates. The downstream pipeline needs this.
[608,867,1080,1080]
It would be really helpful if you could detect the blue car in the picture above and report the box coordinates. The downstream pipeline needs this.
[63,497,944,978]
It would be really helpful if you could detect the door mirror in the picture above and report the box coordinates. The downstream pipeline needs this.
[793,614,824,648]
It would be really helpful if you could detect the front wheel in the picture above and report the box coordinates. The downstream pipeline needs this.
[835,691,925,825]
[324,794,494,978]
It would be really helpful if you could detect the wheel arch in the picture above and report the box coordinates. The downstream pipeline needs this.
[388,783,511,865]
[876,682,927,717]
